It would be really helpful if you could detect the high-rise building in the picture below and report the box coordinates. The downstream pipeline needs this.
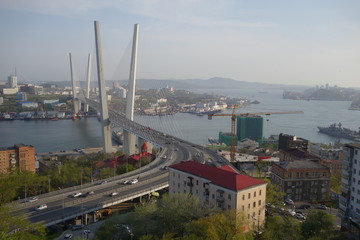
[339,143,360,238]
[236,116,263,145]
[8,74,17,88]
[0,144,35,173]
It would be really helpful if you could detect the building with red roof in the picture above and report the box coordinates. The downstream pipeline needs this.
[169,161,267,230]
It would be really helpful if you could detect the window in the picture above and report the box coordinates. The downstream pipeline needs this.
[242,205,245,211]
[253,202,256,208]
[212,194,215,199]
[228,205,231,210]
[288,173,292,178]
[248,193,251,199]
[356,150,358,155]
[228,194,231,200]
[184,190,186,193]
[259,190,262,196]
[258,200,261,206]
[196,180,198,185]
[248,203,250,209]
[254,191,256,197]
[242,195,245,200]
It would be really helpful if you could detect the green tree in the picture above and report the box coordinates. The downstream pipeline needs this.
[261,215,301,240]
[262,178,285,206]
[330,172,341,193]
[0,205,45,240]
[118,164,135,174]
[95,194,218,239]
[301,210,334,239]
[0,173,18,204]
[184,211,252,240]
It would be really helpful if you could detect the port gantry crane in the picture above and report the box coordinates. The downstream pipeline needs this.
[208,109,304,162]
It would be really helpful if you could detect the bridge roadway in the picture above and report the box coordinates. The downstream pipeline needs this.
[12,99,232,226]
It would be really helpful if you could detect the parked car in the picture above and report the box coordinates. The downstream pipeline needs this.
[315,204,327,210]
[122,180,130,185]
[285,199,294,205]
[64,234,73,239]
[83,229,91,234]
[298,204,311,210]
[287,209,296,216]
[71,192,82,198]
[295,213,306,220]
[29,197,38,203]
[71,224,84,230]
[35,204,47,211]
[110,192,119,197]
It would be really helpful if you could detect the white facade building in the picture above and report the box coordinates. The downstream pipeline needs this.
[340,143,360,238]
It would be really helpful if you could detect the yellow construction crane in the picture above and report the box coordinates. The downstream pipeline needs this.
[208,110,303,162]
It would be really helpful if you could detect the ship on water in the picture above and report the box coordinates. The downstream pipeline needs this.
[318,123,360,141]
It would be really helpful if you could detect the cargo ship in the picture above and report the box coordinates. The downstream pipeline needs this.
[318,123,360,141]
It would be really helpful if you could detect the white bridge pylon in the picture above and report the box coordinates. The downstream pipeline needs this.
[71,22,153,154]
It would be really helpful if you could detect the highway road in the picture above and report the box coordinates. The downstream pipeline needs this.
[11,99,232,226]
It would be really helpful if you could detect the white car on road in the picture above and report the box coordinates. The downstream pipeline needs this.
[130,178,138,184]
[110,192,119,197]
[35,204,47,211]
[72,192,82,198]
[29,197,38,202]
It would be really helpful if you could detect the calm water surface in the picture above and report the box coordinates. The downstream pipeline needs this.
[1,88,358,152]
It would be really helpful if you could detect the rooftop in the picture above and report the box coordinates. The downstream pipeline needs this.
[169,161,266,191]
[275,160,329,170]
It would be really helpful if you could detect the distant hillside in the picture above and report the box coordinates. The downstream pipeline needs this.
[40,77,309,91]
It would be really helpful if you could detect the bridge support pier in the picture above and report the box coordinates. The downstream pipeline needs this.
[123,130,136,156]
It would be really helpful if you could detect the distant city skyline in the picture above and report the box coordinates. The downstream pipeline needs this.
[0,0,359,87]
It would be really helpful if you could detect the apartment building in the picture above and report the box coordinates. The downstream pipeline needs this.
[270,160,330,201]
[169,161,267,230]
[0,144,35,173]
[339,143,360,238]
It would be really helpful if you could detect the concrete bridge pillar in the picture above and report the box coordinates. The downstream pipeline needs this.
[123,130,136,156]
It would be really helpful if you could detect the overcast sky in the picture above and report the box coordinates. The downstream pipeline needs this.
[0,0,359,87]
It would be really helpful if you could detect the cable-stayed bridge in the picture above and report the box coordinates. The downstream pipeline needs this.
[12,21,232,227]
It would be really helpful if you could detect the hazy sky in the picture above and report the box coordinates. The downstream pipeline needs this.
[0,0,359,87]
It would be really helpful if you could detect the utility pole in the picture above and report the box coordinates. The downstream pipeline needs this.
[48,175,51,193]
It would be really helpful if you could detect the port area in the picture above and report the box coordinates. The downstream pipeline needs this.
[36,146,122,157]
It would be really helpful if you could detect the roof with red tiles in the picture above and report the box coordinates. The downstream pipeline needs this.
[169,161,266,192]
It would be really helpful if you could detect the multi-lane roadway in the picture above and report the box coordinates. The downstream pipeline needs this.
[12,99,232,226]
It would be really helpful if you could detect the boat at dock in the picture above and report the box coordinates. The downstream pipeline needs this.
[318,123,360,141]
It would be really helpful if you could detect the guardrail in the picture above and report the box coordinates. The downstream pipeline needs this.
[43,181,169,227]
